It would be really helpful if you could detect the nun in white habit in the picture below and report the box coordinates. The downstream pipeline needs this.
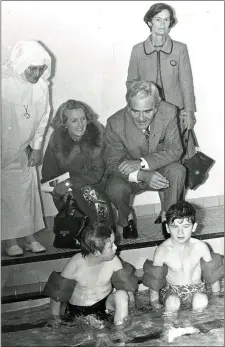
[2,40,52,256]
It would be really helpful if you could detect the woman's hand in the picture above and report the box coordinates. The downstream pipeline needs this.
[53,179,72,196]
[28,149,42,167]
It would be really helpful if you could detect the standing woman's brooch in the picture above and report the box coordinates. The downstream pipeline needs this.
[170,60,177,66]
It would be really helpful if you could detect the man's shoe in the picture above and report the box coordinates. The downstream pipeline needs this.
[154,215,162,224]
[123,220,138,239]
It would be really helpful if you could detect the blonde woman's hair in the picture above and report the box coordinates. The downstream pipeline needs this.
[52,99,99,130]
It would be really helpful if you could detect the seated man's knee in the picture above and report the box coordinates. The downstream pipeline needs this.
[107,177,130,200]
[192,292,208,311]
[164,162,186,182]
[165,294,181,312]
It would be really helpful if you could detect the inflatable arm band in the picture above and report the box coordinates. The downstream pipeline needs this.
[142,259,168,291]
[200,252,224,284]
[43,271,76,302]
[111,261,139,291]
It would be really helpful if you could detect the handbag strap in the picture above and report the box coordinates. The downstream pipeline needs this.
[189,129,199,148]
[65,194,87,217]
[181,128,200,161]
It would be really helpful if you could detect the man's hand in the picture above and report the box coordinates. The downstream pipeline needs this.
[53,179,72,196]
[118,160,141,175]
[180,110,196,130]
[28,149,42,167]
[138,170,169,190]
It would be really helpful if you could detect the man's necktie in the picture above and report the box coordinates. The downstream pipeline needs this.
[143,127,150,143]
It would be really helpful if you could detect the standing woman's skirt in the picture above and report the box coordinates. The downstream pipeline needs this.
[1,151,45,240]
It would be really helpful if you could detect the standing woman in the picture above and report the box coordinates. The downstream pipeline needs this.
[2,40,52,256]
[126,2,196,223]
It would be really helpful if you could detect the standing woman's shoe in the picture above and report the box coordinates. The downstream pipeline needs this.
[5,244,24,257]
[24,241,46,253]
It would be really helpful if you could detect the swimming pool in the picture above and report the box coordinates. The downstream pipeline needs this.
[2,286,224,347]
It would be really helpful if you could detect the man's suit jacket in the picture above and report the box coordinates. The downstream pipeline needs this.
[126,35,196,112]
[104,101,183,179]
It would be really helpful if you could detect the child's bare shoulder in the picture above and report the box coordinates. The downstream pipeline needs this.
[68,252,83,264]
[156,239,171,253]
[61,253,83,278]
[109,255,123,272]
[190,238,210,252]
[153,241,170,264]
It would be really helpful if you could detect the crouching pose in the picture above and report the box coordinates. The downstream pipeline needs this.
[43,222,138,329]
[142,201,223,315]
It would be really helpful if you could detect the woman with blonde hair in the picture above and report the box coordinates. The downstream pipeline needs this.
[42,99,115,231]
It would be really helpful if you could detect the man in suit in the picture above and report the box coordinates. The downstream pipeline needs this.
[104,81,186,239]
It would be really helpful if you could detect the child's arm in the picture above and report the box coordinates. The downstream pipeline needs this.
[48,299,62,328]
[51,298,61,317]
[111,256,138,306]
[200,242,222,294]
[211,281,221,294]
[45,256,78,326]
[149,246,166,309]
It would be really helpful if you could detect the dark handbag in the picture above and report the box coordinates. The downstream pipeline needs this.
[182,129,215,190]
[53,195,89,249]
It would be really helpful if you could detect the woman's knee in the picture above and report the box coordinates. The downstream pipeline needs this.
[165,294,181,312]
[192,292,208,311]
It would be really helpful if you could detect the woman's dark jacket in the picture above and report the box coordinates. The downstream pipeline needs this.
[42,121,105,187]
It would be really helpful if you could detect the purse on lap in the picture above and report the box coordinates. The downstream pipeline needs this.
[182,129,215,190]
[53,194,89,249]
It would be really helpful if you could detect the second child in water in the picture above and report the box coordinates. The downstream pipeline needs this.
[142,201,223,314]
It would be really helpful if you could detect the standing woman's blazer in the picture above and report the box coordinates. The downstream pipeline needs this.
[126,35,196,113]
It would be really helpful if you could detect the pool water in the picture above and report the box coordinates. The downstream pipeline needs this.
[2,288,224,346]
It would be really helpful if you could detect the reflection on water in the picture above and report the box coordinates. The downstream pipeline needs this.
[2,289,224,346]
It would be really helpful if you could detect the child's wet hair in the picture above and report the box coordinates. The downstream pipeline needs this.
[166,201,196,224]
[80,222,114,257]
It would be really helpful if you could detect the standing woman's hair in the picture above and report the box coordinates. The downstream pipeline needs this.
[143,2,176,30]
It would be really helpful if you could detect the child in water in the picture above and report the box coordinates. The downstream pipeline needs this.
[142,201,223,314]
[44,222,138,329]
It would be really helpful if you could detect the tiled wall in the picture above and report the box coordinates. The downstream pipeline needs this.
[133,195,224,218]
